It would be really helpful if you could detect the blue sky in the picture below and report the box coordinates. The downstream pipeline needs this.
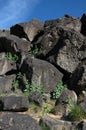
[0,0,86,29]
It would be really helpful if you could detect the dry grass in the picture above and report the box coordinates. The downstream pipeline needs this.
[19,100,61,121]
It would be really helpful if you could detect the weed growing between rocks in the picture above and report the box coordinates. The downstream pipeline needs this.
[28,45,40,57]
[5,52,18,62]
[68,104,86,121]
[42,104,51,115]
[52,80,67,99]
[40,124,50,130]
[24,81,45,98]
[11,73,86,122]
[12,79,19,90]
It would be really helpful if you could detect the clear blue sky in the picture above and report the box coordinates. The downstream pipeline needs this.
[0,0,86,29]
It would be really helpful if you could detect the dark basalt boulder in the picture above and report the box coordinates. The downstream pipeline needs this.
[20,56,63,93]
[0,112,42,130]
[55,30,86,73]
[29,92,43,107]
[44,15,81,32]
[39,15,81,58]
[39,116,76,130]
[10,19,44,42]
[0,32,31,54]
[0,94,29,112]
[68,59,86,94]
[39,26,86,73]
[81,13,86,36]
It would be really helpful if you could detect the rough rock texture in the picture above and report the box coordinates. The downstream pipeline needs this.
[40,26,86,73]
[39,116,76,130]
[68,60,86,94]
[0,112,42,130]
[29,92,43,107]
[10,19,44,42]
[45,15,81,32]
[0,32,31,54]
[79,95,86,113]
[55,30,86,73]
[35,14,86,94]
[0,94,29,112]
[20,56,63,92]
[0,75,16,93]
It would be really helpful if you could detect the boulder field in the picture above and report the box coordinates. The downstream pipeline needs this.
[0,13,86,130]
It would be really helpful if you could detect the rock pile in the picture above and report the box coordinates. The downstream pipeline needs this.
[0,14,86,130]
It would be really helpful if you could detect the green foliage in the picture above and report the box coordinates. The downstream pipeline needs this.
[6,52,18,62]
[23,76,45,98]
[12,79,19,89]
[42,104,50,115]
[68,104,86,121]
[28,45,40,56]
[17,72,22,79]
[52,81,67,99]
[66,95,73,109]
[40,124,50,130]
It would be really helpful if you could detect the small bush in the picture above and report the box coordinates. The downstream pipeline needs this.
[52,80,67,99]
[68,104,86,121]
[42,104,50,115]
[28,45,40,56]
[40,124,50,130]
[6,52,18,62]
[24,78,45,98]
[12,79,19,90]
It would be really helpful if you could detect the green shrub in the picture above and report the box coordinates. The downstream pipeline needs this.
[40,124,50,130]
[6,52,18,62]
[24,78,45,98]
[28,45,40,56]
[52,80,67,99]
[17,72,22,79]
[12,79,19,90]
[68,104,86,121]
[42,104,50,115]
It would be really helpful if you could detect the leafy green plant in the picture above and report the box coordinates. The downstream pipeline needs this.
[52,80,67,99]
[6,52,18,62]
[68,104,86,121]
[24,80,31,98]
[40,124,50,130]
[28,45,40,56]
[66,95,73,109]
[24,78,45,98]
[17,72,22,79]
[42,104,50,115]
[12,79,19,89]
